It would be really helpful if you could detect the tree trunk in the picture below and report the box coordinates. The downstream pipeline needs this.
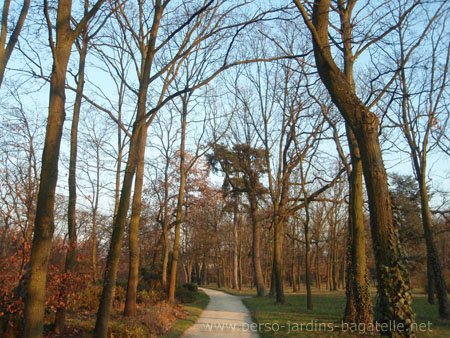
[315,242,321,290]
[23,30,73,338]
[427,255,435,304]
[232,196,239,289]
[292,229,297,293]
[295,0,415,331]
[269,231,276,297]
[94,4,162,333]
[124,126,147,316]
[302,201,313,310]
[162,228,170,289]
[343,103,373,326]
[0,0,30,88]
[168,102,188,303]
[273,216,285,303]
[418,173,449,318]
[53,25,89,333]
[305,222,313,310]
[94,120,146,337]
[249,193,266,296]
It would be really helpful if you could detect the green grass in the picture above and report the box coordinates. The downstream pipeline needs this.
[161,291,210,338]
[242,292,450,337]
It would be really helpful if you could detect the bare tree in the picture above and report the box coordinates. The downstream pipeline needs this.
[388,6,450,317]
[292,0,445,332]
[0,0,30,86]
[23,1,105,336]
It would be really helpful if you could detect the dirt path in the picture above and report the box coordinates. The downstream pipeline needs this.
[181,288,260,338]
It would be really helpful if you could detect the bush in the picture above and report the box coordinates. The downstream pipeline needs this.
[182,283,198,292]
[143,302,184,335]
[175,287,196,303]
[109,320,148,338]
[70,285,102,312]
[137,288,166,304]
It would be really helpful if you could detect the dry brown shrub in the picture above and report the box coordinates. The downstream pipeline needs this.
[142,301,187,336]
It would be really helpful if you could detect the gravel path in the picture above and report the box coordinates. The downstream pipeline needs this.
[181,288,260,338]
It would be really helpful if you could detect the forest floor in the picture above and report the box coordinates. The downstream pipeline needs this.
[206,285,450,337]
[36,290,208,337]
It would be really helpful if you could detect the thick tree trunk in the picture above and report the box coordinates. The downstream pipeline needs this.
[232,197,239,289]
[215,248,221,288]
[427,255,435,304]
[294,0,415,331]
[53,27,89,333]
[249,193,266,296]
[344,129,373,325]
[273,217,285,303]
[124,127,147,316]
[315,242,321,290]
[331,230,338,291]
[23,34,72,338]
[269,234,276,297]
[162,228,170,289]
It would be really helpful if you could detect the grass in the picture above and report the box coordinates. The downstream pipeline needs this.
[161,291,210,338]
[242,291,450,337]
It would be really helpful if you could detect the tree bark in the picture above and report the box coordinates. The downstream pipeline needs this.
[305,217,313,310]
[343,130,373,325]
[248,192,266,296]
[23,3,74,334]
[53,23,89,333]
[124,127,147,316]
[168,101,188,303]
[94,3,162,334]
[294,0,414,332]
[273,216,285,302]
[427,254,435,304]
[94,120,146,337]
[22,1,104,336]
[232,196,240,290]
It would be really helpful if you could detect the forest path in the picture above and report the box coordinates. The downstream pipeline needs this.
[181,288,260,338]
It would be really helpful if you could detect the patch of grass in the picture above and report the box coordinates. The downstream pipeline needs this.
[161,291,210,338]
[243,293,450,337]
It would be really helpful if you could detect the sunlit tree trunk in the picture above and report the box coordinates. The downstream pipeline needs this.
[23,1,105,336]
[294,1,414,332]
[124,126,147,316]
[248,192,266,296]
[53,20,89,333]
[168,100,188,303]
